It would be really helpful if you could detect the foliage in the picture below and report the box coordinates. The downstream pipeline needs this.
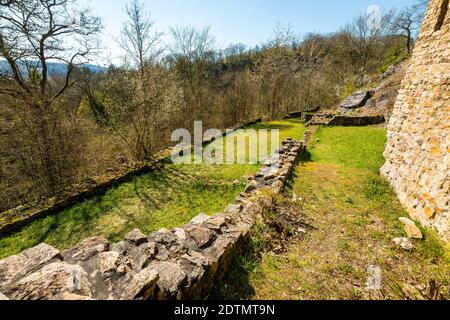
[0,0,102,201]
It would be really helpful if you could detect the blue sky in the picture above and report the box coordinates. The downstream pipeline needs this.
[80,0,421,63]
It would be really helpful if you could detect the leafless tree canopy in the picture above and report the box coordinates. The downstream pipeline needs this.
[0,0,102,104]
[118,0,163,77]
[169,26,215,63]
[0,0,429,211]
[271,23,298,47]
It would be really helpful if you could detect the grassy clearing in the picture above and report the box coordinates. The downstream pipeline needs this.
[0,119,306,259]
[216,126,450,300]
[173,119,307,181]
[309,126,387,172]
[176,118,306,165]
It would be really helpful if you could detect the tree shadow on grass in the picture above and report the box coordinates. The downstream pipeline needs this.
[131,167,196,211]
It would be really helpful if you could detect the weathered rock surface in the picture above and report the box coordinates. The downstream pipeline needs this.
[62,237,110,263]
[3,262,92,300]
[150,261,187,300]
[186,226,217,249]
[190,213,210,225]
[328,115,385,126]
[393,237,415,251]
[380,62,404,80]
[125,229,148,246]
[97,251,121,274]
[58,292,94,300]
[127,242,158,271]
[121,268,159,300]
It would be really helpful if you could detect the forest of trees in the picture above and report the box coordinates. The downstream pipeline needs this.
[0,0,427,211]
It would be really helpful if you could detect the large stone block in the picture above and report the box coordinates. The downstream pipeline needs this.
[0,243,61,290]
[149,261,188,300]
[121,268,159,300]
[340,91,373,109]
[125,229,148,246]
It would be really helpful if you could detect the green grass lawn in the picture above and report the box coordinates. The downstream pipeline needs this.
[0,119,306,259]
[215,126,450,300]
[309,126,387,172]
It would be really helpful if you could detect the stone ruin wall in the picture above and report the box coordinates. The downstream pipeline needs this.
[0,138,305,300]
[381,0,450,241]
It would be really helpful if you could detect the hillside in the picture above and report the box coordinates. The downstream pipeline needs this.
[309,60,407,125]
[0,60,106,78]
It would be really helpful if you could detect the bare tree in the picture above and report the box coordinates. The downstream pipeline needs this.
[118,0,163,78]
[0,0,102,195]
[271,23,298,48]
[390,3,427,54]
[223,43,247,63]
[168,26,215,64]
[99,66,182,161]
[338,10,394,74]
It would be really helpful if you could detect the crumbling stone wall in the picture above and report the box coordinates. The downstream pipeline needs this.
[0,139,305,300]
[381,0,449,241]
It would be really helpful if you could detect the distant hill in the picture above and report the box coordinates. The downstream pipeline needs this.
[0,60,106,78]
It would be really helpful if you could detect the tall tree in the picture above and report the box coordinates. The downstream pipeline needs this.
[118,0,163,78]
[390,3,427,54]
[0,0,102,105]
[168,26,215,118]
[0,0,102,194]
[338,10,393,74]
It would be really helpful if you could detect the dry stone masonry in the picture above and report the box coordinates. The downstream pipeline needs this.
[0,139,305,300]
[382,0,449,241]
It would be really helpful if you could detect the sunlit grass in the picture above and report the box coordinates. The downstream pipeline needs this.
[175,119,307,165]
[0,171,242,258]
